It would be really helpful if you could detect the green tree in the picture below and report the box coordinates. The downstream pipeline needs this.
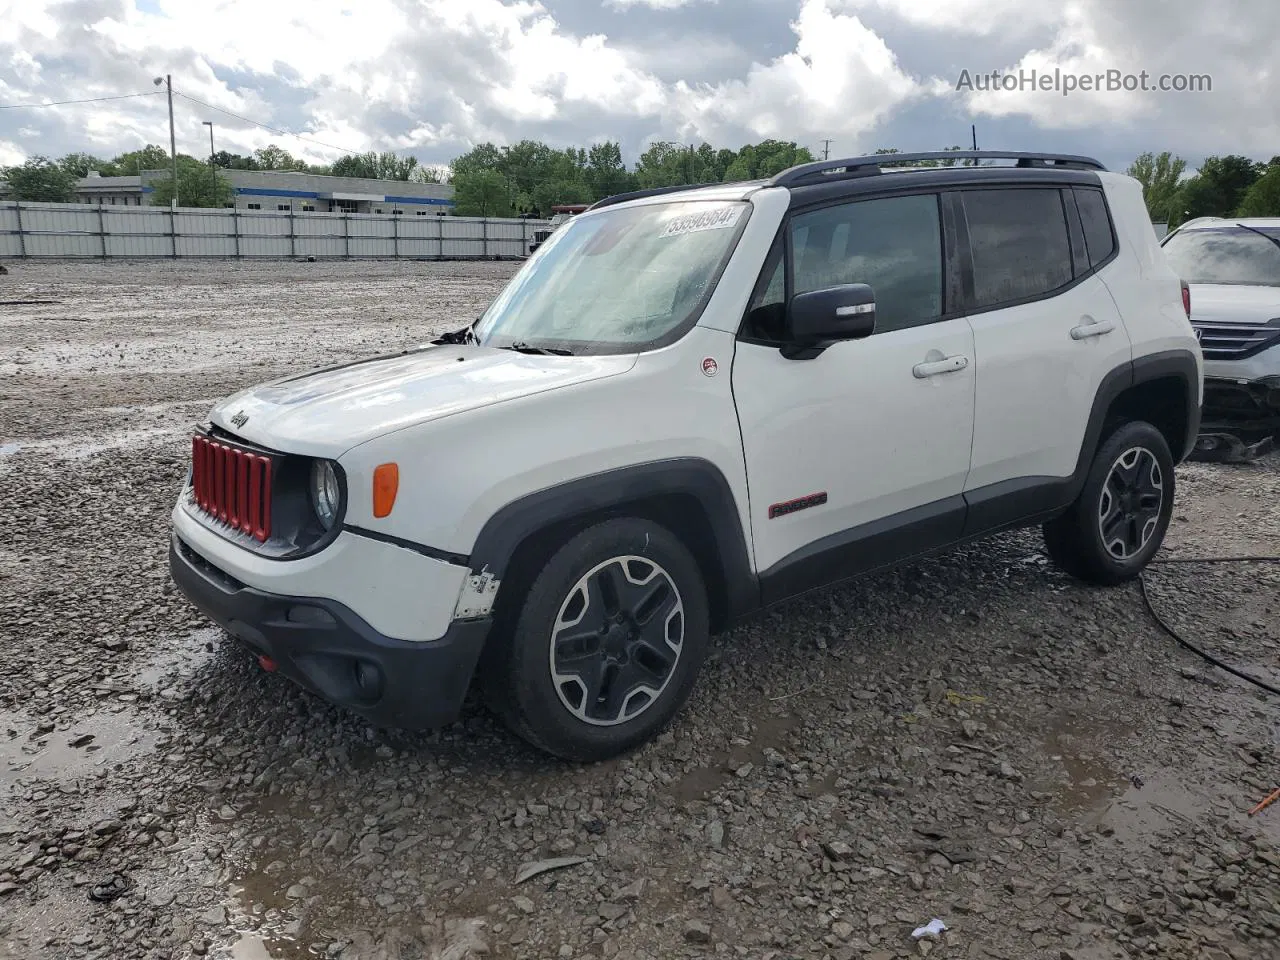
[329,151,420,180]
[449,143,505,182]
[58,152,110,178]
[212,150,259,170]
[1169,154,1263,227]
[452,169,512,217]
[111,144,172,175]
[635,141,695,188]
[1126,151,1187,223]
[410,165,444,184]
[532,178,592,215]
[149,159,234,208]
[252,144,311,172]
[585,141,633,199]
[1236,164,1280,217]
[2,156,78,202]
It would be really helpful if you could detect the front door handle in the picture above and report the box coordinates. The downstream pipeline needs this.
[1070,319,1115,340]
[912,355,969,379]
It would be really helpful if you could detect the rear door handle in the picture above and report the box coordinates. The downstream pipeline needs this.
[1070,319,1115,340]
[912,355,969,379]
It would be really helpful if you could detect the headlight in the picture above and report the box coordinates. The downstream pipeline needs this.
[310,460,340,530]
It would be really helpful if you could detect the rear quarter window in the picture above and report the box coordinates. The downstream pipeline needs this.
[1074,188,1117,267]
[963,188,1073,309]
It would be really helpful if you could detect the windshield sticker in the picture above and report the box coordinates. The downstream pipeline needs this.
[659,206,742,238]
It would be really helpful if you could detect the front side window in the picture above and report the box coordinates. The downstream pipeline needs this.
[790,194,943,333]
[474,200,749,355]
[1161,226,1280,286]
[964,189,1073,308]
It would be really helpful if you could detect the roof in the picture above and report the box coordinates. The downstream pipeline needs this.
[589,152,1110,214]
[1171,216,1280,231]
[76,175,144,190]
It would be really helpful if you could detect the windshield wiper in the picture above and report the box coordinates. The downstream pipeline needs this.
[1235,222,1280,253]
[504,341,575,356]
[433,321,479,345]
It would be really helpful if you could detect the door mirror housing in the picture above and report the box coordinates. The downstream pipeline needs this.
[782,283,876,359]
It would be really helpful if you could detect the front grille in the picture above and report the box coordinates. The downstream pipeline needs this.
[191,434,273,542]
[1193,318,1280,360]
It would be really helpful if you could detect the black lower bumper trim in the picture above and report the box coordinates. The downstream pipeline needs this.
[169,535,490,729]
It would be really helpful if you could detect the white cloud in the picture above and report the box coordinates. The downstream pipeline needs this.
[1,0,1277,172]
[606,0,714,8]
[675,0,922,147]
[0,140,26,166]
[841,0,1062,37]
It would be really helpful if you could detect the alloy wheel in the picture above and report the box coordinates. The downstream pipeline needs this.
[548,555,685,726]
[1097,446,1164,560]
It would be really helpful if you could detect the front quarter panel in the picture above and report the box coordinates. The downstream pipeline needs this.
[339,325,754,568]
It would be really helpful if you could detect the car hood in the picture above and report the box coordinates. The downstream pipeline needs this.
[208,344,637,457]
[1188,283,1280,324]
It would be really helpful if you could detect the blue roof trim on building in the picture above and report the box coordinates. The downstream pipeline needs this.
[384,195,454,206]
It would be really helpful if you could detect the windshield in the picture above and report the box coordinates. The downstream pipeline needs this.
[475,200,749,354]
[1161,226,1280,286]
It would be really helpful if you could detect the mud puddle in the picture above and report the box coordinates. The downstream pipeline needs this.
[135,626,221,695]
[0,706,159,796]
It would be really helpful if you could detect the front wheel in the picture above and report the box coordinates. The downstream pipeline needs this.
[483,518,710,761]
[1043,420,1175,585]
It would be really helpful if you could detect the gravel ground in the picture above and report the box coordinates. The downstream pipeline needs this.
[1,259,1278,960]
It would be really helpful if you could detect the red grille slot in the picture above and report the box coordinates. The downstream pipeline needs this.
[190,435,273,542]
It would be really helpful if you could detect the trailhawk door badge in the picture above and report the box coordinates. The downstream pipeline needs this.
[768,491,828,519]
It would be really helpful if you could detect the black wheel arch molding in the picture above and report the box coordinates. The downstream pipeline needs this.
[466,457,760,632]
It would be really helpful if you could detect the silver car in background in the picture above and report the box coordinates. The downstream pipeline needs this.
[1160,216,1280,458]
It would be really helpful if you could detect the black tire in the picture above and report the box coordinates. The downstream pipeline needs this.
[1043,420,1175,585]
[483,518,710,761]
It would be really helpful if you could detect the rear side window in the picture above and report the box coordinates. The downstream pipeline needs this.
[963,189,1072,309]
[790,194,943,333]
[1074,188,1116,267]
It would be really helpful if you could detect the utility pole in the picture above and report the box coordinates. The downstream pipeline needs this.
[821,139,833,161]
[154,74,178,207]
[202,121,215,204]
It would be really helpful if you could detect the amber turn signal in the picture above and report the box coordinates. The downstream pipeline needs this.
[372,463,399,518]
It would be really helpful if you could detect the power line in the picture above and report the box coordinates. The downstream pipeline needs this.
[171,89,361,155]
[0,91,163,110]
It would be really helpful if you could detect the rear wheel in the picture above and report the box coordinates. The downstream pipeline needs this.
[1043,420,1175,585]
[483,518,710,761]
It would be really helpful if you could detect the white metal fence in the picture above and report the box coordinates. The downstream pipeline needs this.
[0,202,549,260]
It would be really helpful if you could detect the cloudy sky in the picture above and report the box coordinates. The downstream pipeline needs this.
[0,0,1276,174]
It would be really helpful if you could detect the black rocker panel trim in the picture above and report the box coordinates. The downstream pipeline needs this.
[467,458,760,623]
[759,496,966,605]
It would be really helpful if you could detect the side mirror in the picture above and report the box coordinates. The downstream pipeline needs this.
[782,283,876,359]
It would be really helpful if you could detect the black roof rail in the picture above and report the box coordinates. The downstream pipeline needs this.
[586,181,727,212]
[769,151,1106,187]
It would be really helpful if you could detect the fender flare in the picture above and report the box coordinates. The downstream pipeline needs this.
[1072,349,1201,494]
[467,458,760,625]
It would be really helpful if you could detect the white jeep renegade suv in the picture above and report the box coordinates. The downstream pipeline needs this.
[170,151,1203,760]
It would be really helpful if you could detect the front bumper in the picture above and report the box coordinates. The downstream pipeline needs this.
[1200,374,1280,433]
[169,535,490,729]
